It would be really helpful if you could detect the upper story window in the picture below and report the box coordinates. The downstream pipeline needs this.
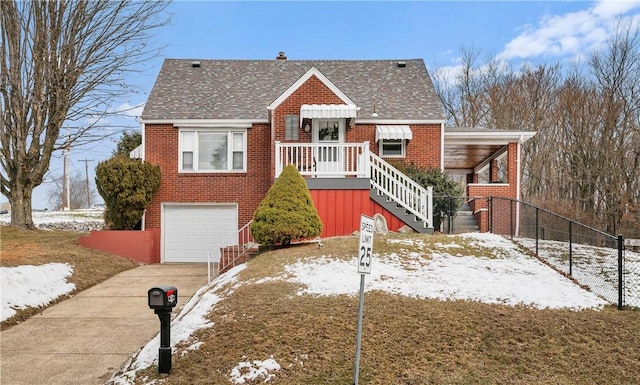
[285,115,299,140]
[179,129,246,172]
[380,139,405,158]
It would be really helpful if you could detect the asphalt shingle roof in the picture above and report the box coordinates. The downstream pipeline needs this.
[141,58,445,121]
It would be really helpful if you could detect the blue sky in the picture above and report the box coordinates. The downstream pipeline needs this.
[25,0,640,209]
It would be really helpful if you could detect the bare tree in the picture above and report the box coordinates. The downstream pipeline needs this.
[432,47,493,127]
[432,22,640,237]
[47,172,97,210]
[0,1,169,229]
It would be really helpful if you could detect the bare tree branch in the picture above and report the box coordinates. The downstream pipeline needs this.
[0,0,169,228]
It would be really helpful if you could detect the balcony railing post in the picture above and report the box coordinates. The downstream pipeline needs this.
[275,141,282,177]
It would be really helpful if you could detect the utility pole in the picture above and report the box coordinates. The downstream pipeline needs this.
[78,159,94,208]
[62,145,71,211]
[62,126,71,211]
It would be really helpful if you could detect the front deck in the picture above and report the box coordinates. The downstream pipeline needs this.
[275,141,370,178]
[275,141,433,233]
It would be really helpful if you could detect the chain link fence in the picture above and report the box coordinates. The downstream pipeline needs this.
[487,197,635,309]
[433,195,481,234]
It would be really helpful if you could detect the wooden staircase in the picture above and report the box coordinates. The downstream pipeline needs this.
[369,153,434,233]
[369,188,434,234]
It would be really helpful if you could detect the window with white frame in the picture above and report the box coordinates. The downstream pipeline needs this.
[179,130,246,172]
[379,139,405,157]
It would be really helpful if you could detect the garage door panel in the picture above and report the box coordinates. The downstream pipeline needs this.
[163,204,238,263]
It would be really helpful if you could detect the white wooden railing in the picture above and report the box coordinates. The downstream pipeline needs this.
[275,142,370,178]
[370,153,433,229]
[274,141,433,230]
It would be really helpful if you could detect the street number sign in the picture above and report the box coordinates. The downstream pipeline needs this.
[358,215,374,274]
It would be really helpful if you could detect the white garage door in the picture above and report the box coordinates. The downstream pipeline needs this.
[163,204,238,263]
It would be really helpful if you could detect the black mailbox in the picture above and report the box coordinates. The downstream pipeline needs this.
[148,285,178,374]
[148,285,178,310]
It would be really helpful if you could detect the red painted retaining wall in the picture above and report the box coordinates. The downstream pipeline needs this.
[310,189,405,237]
[79,229,160,264]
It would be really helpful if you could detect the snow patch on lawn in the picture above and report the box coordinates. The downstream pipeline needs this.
[109,264,246,385]
[281,233,607,310]
[230,357,281,384]
[1,263,75,322]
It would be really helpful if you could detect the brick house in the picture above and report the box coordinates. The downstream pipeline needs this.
[131,54,534,264]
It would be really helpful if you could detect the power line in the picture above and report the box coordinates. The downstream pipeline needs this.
[78,159,94,208]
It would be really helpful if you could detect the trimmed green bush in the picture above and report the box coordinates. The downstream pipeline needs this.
[251,165,323,246]
[95,155,161,230]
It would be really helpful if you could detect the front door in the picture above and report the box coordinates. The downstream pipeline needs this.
[313,119,345,176]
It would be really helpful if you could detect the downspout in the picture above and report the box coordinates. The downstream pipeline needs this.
[440,123,444,171]
[141,122,146,231]
[515,136,522,237]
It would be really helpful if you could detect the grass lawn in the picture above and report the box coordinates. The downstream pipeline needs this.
[122,235,640,385]
[1,225,138,330]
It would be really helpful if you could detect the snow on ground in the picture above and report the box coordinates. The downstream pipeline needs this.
[108,232,609,385]
[229,357,281,384]
[0,263,75,322]
[515,237,640,305]
[0,209,104,225]
[280,233,607,310]
[109,264,247,385]
[1,211,616,384]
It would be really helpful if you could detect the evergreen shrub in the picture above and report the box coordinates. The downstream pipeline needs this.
[251,165,323,246]
[95,155,161,230]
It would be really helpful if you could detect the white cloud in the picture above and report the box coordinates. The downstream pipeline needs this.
[499,0,640,61]
[593,0,639,18]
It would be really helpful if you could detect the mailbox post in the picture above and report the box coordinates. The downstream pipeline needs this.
[148,285,178,374]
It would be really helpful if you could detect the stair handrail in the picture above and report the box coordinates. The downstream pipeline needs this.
[369,153,433,229]
[208,220,256,282]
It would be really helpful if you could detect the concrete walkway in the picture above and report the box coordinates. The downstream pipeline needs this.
[1,264,209,385]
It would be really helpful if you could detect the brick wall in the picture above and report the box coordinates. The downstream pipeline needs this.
[467,142,520,232]
[348,124,441,169]
[143,123,272,230]
[272,75,344,178]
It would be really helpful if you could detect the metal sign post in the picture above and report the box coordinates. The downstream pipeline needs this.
[353,215,374,385]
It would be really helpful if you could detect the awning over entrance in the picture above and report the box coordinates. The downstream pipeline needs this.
[375,125,413,142]
[300,104,358,124]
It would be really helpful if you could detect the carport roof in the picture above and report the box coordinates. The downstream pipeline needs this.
[443,128,536,170]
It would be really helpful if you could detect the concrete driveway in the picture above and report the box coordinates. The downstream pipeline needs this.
[0,263,209,385]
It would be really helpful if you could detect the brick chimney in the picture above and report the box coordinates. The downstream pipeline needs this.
[276,51,287,60]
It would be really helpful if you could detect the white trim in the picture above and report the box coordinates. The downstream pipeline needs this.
[178,128,247,173]
[468,183,510,187]
[379,139,406,158]
[141,119,266,127]
[474,145,509,173]
[444,130,536,145]
[356,119,444,125]
[440,123,445,171]
[268,67,356,111]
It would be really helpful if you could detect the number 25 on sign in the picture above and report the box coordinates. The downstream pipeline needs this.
[358,215,374,274]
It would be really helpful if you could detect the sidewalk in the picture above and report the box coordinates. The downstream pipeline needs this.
[1,264,209,385]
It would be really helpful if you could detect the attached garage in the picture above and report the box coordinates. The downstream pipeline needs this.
[162,203,238,263]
